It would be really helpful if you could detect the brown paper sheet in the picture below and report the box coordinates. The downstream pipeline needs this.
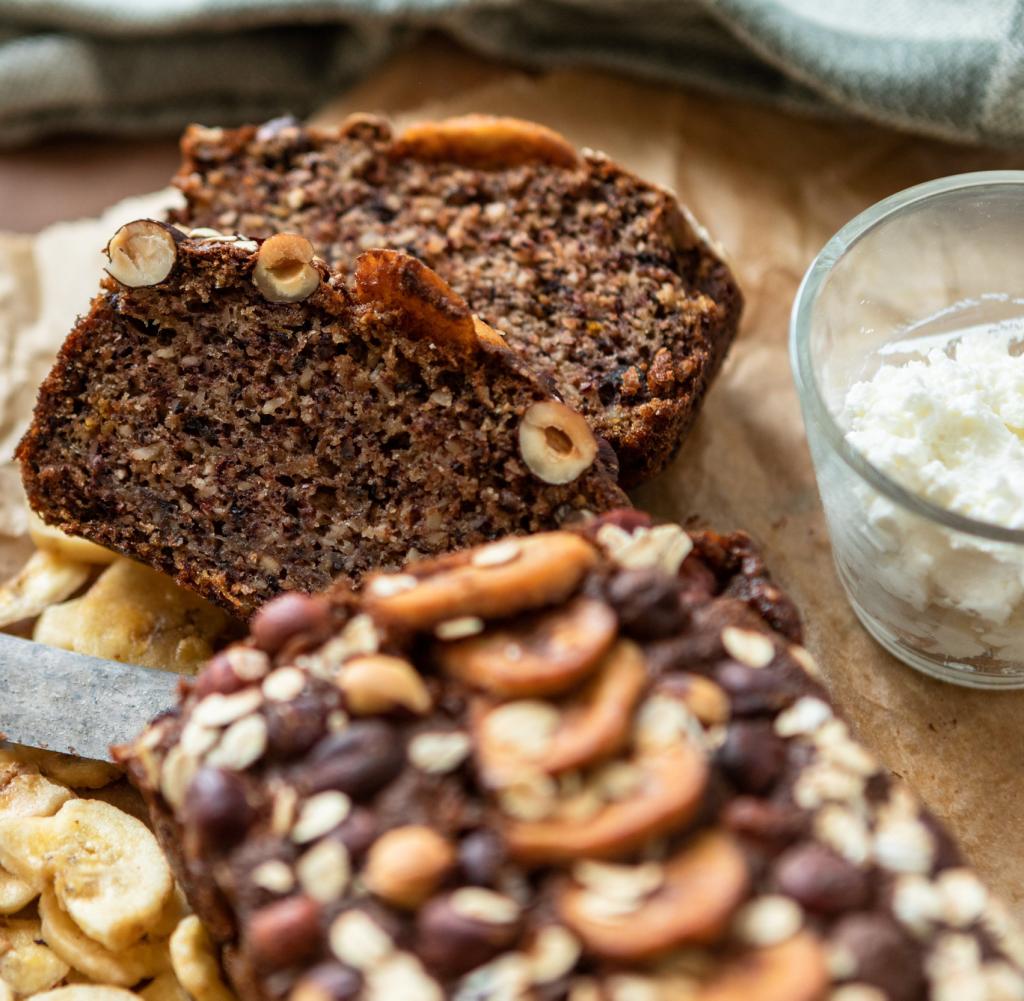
[3,51,1024,909]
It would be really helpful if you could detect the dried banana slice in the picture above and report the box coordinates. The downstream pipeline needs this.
[0,755,74,819]
[38,889,169,988]
[34,559,232,675]
[0,917,70,997]
[0,800,172,951]
[6,748,120,792]
[169,917,237,1001]
[0,869,36,916]
[0,550,90,629]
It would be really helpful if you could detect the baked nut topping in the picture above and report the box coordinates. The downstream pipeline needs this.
[252,233,321,303]
[436,596,617,697]
[363,826,455,909]
[21,227,627,618]
[392,115,580,170]
[558,829,749,961]
[119,516,1024,1001]
[364,533,598,629]
[104,220,179,288]
[519,401,598,485]
[168,115,742,487]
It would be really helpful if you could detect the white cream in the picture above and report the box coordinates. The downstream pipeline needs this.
[838,321,1024,657]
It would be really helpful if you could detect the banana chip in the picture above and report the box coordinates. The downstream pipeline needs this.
[80,784,148,827]
[7,749,120,792]
[50,801,173,951]
[38,891,168,988]
[0,815,51,888]
[0,551,90,630]
[168,918,236,1001]
[0,755,74,819]
[29,987,143,1001]
[0,917,70,996]
[34,560,233,675]
[0,801,172,952]
[27,513,116,567]
[0,869,36,916]
[138,974,188,1001]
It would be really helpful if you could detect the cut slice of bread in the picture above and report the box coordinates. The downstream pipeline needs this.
[18,223,626,618]
[172,114,742,486]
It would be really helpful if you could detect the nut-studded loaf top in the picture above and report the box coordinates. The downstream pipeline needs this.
[119,513,1024,1001]
[171,114,743,487]
[17,222,626,618]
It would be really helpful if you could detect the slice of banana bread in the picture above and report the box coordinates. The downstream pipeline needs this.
[17,222,626,618]
[171,114,743,486]
[119,513,1024,1001]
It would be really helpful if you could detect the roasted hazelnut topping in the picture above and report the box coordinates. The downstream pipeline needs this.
[183,766,254,853]
[252,593,333,655]
[558,830,749,961]
[121,518,1019,1001]
[247,896,322,971]
[104,219,179,288]
[253,233,321,303]
[363,826,456,909]
[519,401,598,484]
[304,723,404,798]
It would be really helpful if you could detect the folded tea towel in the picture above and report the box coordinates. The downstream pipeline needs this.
[0,0,1021,147]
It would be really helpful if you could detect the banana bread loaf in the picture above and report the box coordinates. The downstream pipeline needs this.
[17,222,626,618]
[171,114,743,486]
[119,512,1024,1001]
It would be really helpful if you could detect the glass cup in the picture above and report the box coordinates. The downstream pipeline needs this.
[790,172,1024,689]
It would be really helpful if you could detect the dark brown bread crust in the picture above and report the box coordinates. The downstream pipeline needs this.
[170,115,743,486]
[18,227,626,618]
[120,513,1024,1001]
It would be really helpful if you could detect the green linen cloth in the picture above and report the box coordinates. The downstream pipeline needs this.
[0,0,1021,147]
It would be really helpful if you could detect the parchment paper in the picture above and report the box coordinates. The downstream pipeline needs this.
[3,54,1024,909]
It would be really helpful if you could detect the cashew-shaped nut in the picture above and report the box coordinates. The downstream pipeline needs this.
[475,640,647,786]
[503,744,707,863]
[353,249,477,352]
[558,829,748,961]
[393,115,579,170]
[437,596,617,698]
[365,533,598,631]
[695,932,828,1001]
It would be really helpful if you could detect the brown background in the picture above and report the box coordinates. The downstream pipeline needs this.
[4,40,1024,911]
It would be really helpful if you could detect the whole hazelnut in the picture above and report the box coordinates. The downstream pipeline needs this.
[289,963,362,1001]
[518,401,597,485]
[773,842,869,913]
[363,826,455,909]
[457,830,506,887]
[184,767,254,853]
[416,891,521,977]
[717,720,787,793]
[251,593,333,655]
[830,913,922,1001]
[105,220,179,288]
[253,233,321,303]
[193,651,247,699]
[247,895,322,971]
[306,722,404,799]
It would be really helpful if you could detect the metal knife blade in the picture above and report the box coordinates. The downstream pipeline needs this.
[0,632,179,761]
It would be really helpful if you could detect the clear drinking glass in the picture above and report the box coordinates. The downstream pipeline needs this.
[790,172,1024,689]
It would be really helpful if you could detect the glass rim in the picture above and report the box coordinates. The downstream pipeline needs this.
[790,170,1024,546]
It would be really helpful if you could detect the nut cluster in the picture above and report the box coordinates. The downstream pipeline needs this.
[123,515,1024,1001]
